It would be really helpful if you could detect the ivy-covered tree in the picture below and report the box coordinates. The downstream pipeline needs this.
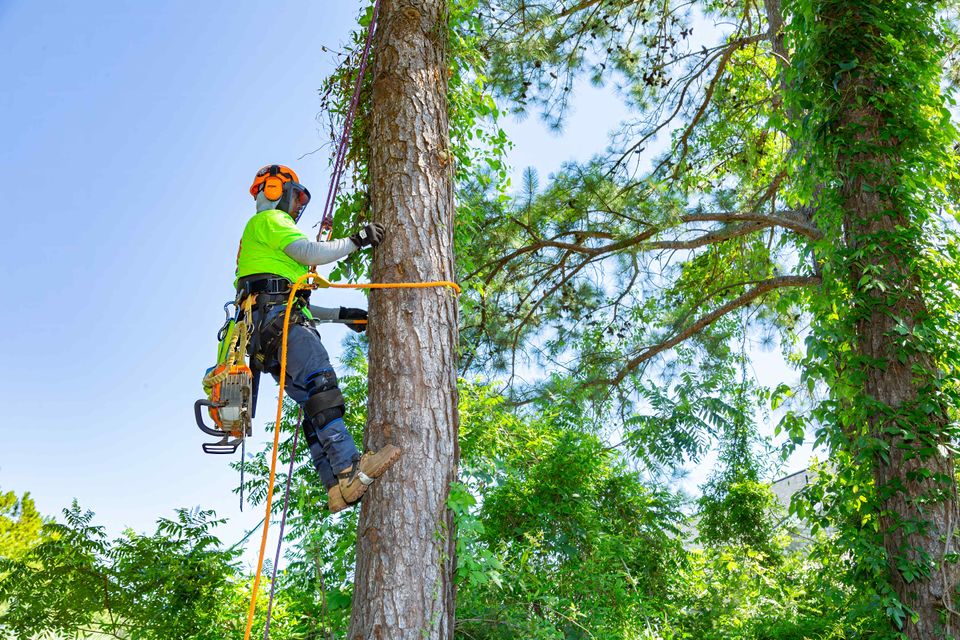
[457,0,960,636]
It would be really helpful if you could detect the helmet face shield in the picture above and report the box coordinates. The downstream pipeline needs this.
[279,181,311,222]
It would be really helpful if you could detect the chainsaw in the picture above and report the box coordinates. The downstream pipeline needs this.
[195,363,254,454]
[195,300,258,454]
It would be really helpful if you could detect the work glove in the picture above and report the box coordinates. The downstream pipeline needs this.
[350,222,385,249]
[339,307,368,333]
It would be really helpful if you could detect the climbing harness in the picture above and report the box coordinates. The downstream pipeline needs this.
[194,280,308,456]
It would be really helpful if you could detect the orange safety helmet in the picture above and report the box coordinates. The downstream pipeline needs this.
[249,164,312,221]
[249,164,300,200]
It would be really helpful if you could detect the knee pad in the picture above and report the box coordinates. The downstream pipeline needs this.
[305,368,338,392]
[304,375,345,428]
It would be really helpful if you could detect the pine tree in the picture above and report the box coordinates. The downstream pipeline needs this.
[348,1,460,638]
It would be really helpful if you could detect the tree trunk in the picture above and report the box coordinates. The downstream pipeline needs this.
[840,121,960,638]
[348,1,459,639]
[829,4,960,636]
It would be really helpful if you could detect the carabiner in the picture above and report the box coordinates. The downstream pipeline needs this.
[217,301,239,342]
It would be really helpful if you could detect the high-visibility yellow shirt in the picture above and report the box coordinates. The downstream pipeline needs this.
[234,209,308,287]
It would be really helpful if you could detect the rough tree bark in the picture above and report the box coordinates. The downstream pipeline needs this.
[829,4,960,637]
[348,1,459,639]
[839,101,960,640]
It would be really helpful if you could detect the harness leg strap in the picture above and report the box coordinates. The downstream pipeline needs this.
[304,387,345,426]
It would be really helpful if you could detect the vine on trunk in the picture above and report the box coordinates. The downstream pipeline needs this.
[783,0,960,635]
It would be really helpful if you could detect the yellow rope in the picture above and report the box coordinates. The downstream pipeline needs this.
[242,272,459,640]
[323,279,462,293]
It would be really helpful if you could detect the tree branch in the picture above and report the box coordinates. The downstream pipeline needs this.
[682,210,822,239]
[642,222,766,250]
[603,275,821,386]
[672,32,768,177]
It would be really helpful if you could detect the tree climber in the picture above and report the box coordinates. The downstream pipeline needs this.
[236,164,401,513]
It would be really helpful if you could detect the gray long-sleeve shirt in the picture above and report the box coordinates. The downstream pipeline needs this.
[283,237,356,266]
[283,238,359,323]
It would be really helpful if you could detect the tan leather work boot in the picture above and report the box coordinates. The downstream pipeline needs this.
[338,444,402,503]
[327,485,349,514]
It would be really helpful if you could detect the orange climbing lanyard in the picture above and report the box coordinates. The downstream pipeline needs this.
[242,271,460,640]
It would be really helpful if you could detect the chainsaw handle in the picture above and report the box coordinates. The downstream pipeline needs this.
[202,441,240,455]
[195,399,229,438]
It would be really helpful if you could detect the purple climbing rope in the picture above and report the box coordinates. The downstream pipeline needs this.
[263,3,383,636]
[262,413,300,639]
[316,0,383,241]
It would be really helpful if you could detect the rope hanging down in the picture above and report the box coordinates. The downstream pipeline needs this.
[243,273,460,640]
[247,2,383,633]
[262,409,300,639]
[316,0,383,242]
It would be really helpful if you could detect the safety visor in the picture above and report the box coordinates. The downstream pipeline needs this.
[286,182,311,221]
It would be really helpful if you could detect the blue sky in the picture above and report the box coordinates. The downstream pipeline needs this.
[0,0,371,547]
[0,1,805,559]
[0,0,647,552]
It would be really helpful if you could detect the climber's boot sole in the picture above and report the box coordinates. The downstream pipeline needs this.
[338,444,402,503]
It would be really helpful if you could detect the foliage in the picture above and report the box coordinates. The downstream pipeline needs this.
[459,0,815,437]
[455,380,685,639]
[667,538,886,640]
[697,472,780,557]
[0,504,251,639]
[0,489,43,562]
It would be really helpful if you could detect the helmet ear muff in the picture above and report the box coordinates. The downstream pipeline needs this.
[249,164,300,202]
[262,176,283,201]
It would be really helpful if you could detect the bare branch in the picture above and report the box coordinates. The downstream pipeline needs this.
[641,222,766,250]
[557,0,606,21]
[682,210,822,239]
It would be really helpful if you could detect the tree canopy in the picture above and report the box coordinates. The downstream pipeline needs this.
[5,0,960,638]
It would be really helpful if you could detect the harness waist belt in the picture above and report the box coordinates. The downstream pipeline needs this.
[238,275,292,296]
